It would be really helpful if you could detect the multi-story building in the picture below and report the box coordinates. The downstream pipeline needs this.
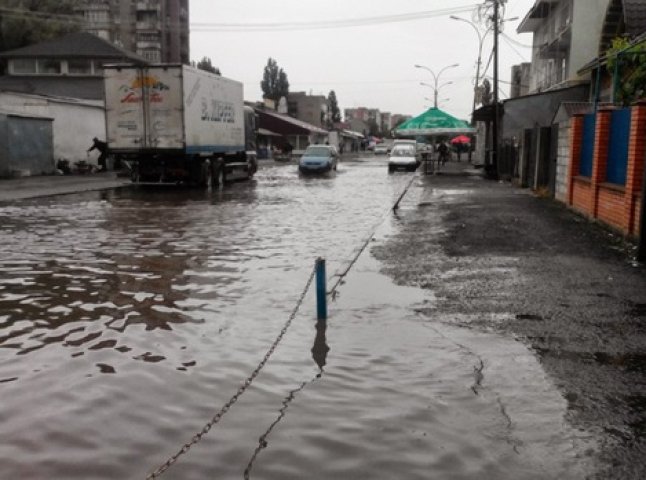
[517,0,611,93]
[391,114,412,129]
[76,0,189,64]
[287,92,328,129]
[344,107,370,123]
[345,107,384,133]
[380,112,392,133]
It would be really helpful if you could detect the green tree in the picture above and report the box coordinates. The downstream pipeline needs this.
[193,56,220,75]
[0,0,82,52]
[367,119,381,137]
[393,117,407,130]
[327,90,341,127]
[260,57,289,103]
[606,37,646,106]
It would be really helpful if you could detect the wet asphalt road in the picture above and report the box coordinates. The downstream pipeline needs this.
[372,164,646,479]
[0,156,645,478]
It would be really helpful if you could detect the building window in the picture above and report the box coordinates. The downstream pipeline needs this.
[68,59,92,75]
[38,59,62,74]
[140,49,161,62]
[11,59,37,74]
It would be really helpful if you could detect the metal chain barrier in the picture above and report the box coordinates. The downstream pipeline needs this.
[145,264,318,479]
[328,173,418,296]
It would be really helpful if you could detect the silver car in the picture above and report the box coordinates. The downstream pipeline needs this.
[388,145,419,172]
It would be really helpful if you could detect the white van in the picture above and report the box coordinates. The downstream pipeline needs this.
[392,139,417,151]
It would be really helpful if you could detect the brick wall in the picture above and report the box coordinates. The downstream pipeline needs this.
[567,101,646,237]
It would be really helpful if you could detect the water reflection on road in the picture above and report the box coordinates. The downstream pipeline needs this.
[0,157,589,479]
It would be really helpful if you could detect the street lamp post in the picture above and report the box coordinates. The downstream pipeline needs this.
[450,16,486,121]
[415,63,459,108]
[420,80,453,108]
[424,96,450,109]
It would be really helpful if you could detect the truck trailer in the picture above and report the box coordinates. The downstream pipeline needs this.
[103,64,257,186]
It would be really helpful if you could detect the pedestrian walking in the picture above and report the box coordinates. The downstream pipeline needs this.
[438,141,449,167]
[88,137,108,171]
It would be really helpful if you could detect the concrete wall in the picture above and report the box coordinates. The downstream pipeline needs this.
[555,118,571,201]
[288,92,328,128]
[502,85,588,141]
[570,0,611,81]
[0,92,105,166]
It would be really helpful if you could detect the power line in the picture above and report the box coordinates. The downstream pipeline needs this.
[1,5,481,32]
[501,32,539,49]
[191,5,480,31]
[501,34,529,61]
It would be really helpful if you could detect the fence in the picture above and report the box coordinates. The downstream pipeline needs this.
[567,101,646,235]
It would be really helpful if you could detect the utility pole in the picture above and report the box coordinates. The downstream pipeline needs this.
[491,0,500,179]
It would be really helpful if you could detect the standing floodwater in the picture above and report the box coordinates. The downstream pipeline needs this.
[0,158,591,479]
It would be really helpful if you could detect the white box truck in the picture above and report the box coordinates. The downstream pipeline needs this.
[103,64,257,186]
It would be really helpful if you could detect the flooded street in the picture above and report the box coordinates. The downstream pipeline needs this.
[1,157,591,479]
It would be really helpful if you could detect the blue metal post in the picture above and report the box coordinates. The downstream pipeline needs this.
[316,258,327,321]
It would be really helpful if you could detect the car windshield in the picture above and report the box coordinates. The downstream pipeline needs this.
[304,146,331,157]
[392,147,414,157]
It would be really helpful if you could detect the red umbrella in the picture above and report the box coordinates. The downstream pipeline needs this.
[450,135,471,145]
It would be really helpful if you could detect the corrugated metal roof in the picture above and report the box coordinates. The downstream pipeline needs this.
[624,0,646,36]
[552,101,593,123]
[259,109,329,135]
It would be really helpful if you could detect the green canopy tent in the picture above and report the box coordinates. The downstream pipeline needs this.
[395,107,475,137]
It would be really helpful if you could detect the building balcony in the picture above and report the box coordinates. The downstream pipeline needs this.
[136,40,161,50]
[136,1,161,12]
[136,21,162,31]
[538,23,571,59]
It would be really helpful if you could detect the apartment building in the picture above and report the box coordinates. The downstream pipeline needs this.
[381,112,392,133]
[344,107,370,122]
[518,0,611,93]
[76,0,189,64]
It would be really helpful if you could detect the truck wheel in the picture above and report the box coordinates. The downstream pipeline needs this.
[213,163,226,188]
[199,162,211,188]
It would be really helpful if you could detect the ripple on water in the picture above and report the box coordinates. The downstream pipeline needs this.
[0,164,591,479]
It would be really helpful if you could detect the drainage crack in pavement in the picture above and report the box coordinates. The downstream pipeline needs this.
[497,397,523,455]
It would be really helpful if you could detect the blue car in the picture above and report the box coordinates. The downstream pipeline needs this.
[298,145,338,174]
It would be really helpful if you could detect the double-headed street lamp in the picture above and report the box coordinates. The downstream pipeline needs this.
[414,63,459,108]
[420,80,453,108]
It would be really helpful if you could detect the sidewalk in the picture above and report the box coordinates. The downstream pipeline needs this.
[372,158,646,478]
[0,171,131,202]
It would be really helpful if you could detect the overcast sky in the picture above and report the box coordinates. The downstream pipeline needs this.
[189,0,536,121]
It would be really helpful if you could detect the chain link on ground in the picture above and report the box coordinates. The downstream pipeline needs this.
[147,173,418,478]
[145,264,317,479]
[328,172,418,296]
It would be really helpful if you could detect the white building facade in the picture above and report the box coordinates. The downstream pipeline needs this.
[518,0,612,93]
[0,92,105,167]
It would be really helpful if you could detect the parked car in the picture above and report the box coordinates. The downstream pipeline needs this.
[392,139,417,151]
[374,144,389,155]
[299,145,338,174]
[388,144,419,172]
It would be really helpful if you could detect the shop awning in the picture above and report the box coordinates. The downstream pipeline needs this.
[257,128,283,137]
[395,107,475,136]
